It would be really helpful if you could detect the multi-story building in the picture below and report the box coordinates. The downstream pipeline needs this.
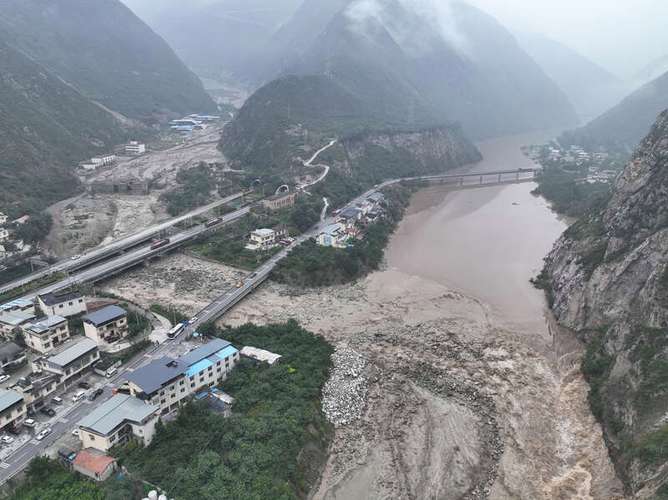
[33,337,99,388]
[83,305,128,345]
[316,223,348,248]
[0,311,36,337]
[12,373,59,411]
[77,394,159,452]
[124,141,146,155]
[0,229,8,242]
[0,299,35,320]
[245,228,278,251]
[0,342,27,371]
[0,389,26,432]
[125,339,239,415]
[37,291,87,318]
[23,316,70,354]
[0,212,7,225]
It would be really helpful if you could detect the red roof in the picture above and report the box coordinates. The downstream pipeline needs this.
[73,449,116,475]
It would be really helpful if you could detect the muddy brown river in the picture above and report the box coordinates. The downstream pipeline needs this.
[387,134,566,344]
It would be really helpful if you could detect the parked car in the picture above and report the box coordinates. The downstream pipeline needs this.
[72,391,86,402]
[71,429,80,437]
[23,418,36,428]
[40,406,56,417]
[77,381,91,390]
[36,427,52,441]
[188,316,198,325]
[51,396,63,405]
[87,388,103,401]
[1,436,14,444]
[0,374,11,384]
[71,255,81,261]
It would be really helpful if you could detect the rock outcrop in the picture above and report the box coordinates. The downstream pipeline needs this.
[545,109,668,496]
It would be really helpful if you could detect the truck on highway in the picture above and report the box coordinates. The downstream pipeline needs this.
[150,238,171,250]
[205,217,223,228]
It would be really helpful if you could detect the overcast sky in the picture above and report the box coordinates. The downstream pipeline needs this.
[123,0,668,79]
[467,0,668,77]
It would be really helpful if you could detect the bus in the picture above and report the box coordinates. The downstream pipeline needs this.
[167,322,186,339]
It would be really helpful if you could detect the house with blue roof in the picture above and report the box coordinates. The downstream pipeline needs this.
[125,338,240,415]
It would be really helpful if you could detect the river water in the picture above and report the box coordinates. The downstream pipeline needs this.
[386,133,566,345]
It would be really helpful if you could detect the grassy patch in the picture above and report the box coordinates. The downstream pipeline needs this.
[149,304,189,325]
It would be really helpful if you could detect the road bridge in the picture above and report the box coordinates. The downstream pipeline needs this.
[0,191,249,297]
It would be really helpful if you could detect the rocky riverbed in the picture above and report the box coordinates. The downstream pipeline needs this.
[103,248,624,498]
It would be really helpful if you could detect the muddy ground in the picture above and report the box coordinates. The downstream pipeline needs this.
[44,127,227,257]
[101,253,625,499]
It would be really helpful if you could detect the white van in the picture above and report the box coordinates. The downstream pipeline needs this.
[105,367,117,378]
[72,391,86,402]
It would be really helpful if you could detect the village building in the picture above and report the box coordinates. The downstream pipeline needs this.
[245,228,279,251]
[12,373,59,412]
[82,305,128,345]
[316,223,348,248]
[0,389,25,432]
[124,141,146,155]
[0,213,7,225]
[32,337,99,388]
[77,394,160,453]
[240,346,282,365]
[0,311,36,337]
[0,298,35,319]
[125,339,239,415]
[72,449,118,481]
[37,291,87,318]
[338,207,363,223]
[23,315,70,354]
[261,191,297,211]
[0,229,9,243]
[0,342,27,371]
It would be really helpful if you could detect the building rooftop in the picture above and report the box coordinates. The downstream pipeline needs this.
[0,389,23,413]
[73,449,117,475]
[320,223,344,236]
[25,315,67,335]
[240,346,282,365]
[125,356,186,396]
[38,291,83,307]
[78,394,158,436]
[339,207,362,219]
[0,298,33,312]
[0,311,36,326]
[251,228,275,237]
[83,305,126,327]
[180,338,232,367]
[47,337,97,368]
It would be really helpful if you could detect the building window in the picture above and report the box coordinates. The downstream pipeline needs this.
[89,434,95,441]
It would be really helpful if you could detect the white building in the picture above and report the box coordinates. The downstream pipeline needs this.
[125,339,239,415]
[125,141,146,155]
[82,305,128,345]
[0,229,9,242]
[0,298,35,319]
[0,213,7,225]
[316,223,348,248]
[77,394,160,452]
[0,389,26,432]
[0,311,36,337]
[37,291,87,318]
[32,337,99,388]
[90,155,116,166]
[23,315,70,354]
[245,228,278,251]
[240,346,282,365]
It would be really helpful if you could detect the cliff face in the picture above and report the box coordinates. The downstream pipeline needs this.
[341,127,482,179]
[545,110,668,496]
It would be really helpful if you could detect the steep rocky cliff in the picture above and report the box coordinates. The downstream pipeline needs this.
[545,110,668,497]
[340,127,482,180]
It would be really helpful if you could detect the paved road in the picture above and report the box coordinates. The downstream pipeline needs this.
[0,192,247,296]
[0,167,539,483]
[17,206,252,302]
